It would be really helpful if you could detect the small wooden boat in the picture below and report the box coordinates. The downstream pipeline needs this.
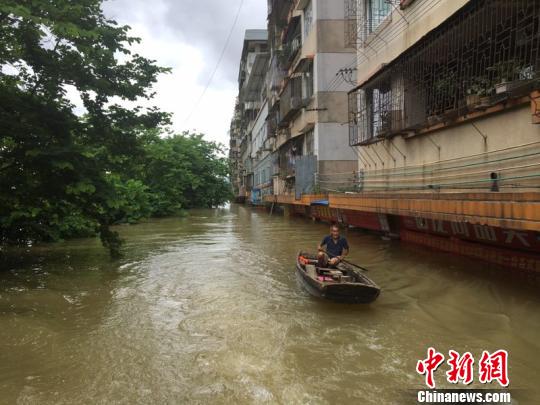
[296,252,380,304]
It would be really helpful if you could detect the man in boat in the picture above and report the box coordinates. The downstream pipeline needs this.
[317,224,349,268]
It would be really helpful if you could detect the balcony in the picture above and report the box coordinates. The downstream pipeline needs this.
[280,16,301,69]
[279,76,305,124]
[269,0,294,26]
[267,55,286,103]
[266,111,278,137]
[242,52,270,102]
[348,0,540,146]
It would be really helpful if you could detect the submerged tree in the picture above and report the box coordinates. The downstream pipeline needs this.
[142,133,232,216]
[0,0,170,255]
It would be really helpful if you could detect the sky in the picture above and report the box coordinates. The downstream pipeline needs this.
[101,0,268,147]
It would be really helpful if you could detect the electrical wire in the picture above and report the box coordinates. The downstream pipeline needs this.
[356,0,442,66]
[323,56,359,92]
[184,0,245,126]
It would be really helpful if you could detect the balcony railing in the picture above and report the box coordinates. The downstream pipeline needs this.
[280,35,301,67]
[349,0,540,146]
[344,1,358,48]
[279,76,304,124]
[280,16,301,68]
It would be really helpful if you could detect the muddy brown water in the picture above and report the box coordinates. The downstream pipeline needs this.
[1,205,539,404]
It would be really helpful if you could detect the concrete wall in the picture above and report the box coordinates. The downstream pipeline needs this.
[316,122,357,161]
[302,19,354,58]
[315,52,355,93]
[315,0,346,20]
[317,19,354,54]
[318,160,357,176]
[315,92,349,124]
[357,105,540,170]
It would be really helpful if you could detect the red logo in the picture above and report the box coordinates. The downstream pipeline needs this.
[446,350,474,385]
[479,350,509,387]
[417,348,509,388]
[416,347,445,389]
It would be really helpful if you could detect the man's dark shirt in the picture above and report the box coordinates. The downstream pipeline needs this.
[321,235,349,258]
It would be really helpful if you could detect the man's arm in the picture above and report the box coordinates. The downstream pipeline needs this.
[318,236,328,252]
[339,239,350,259]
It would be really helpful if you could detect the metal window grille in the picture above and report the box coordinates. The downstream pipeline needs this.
[367,0,392,33]
[345,0,359,47]
[303,0,313,39]
[349,0,540,146]
[345,0,394,47]
[305,129,315,155]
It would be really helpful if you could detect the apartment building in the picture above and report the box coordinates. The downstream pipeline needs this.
[335,0,540,271]
[230,29,268,202]
[231,1,360,204]
[267,0,358,199]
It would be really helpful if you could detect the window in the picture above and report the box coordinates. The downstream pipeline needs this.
[303,1,313,40]
[304,130,314,156]
[366,0,391,33]
[348,71,405,145]
[303,62,314,101]
[345,0,359,47]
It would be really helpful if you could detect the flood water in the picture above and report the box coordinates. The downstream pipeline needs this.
[1,204,539,404]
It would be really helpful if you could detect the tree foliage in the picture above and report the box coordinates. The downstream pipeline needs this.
[143,133,231,216]
[0,1,231,256]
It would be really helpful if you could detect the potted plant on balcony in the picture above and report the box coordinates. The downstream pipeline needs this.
[426,113,442,127]
[426,76,453,126]
[465,76,491,109]
[488,60,532,95]
[433,73,458,118]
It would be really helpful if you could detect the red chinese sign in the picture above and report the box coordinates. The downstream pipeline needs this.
[417,348,509,388]
[446,350,474,385]
[479,350,509,387]
[416,347,445,388]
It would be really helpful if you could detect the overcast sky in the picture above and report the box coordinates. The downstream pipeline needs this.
[102,0,267,147]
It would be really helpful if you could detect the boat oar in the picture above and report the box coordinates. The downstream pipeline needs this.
[321,249,370,272]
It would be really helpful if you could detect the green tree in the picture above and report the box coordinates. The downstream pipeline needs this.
[0,0,169,255]
[142,133,232,216]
